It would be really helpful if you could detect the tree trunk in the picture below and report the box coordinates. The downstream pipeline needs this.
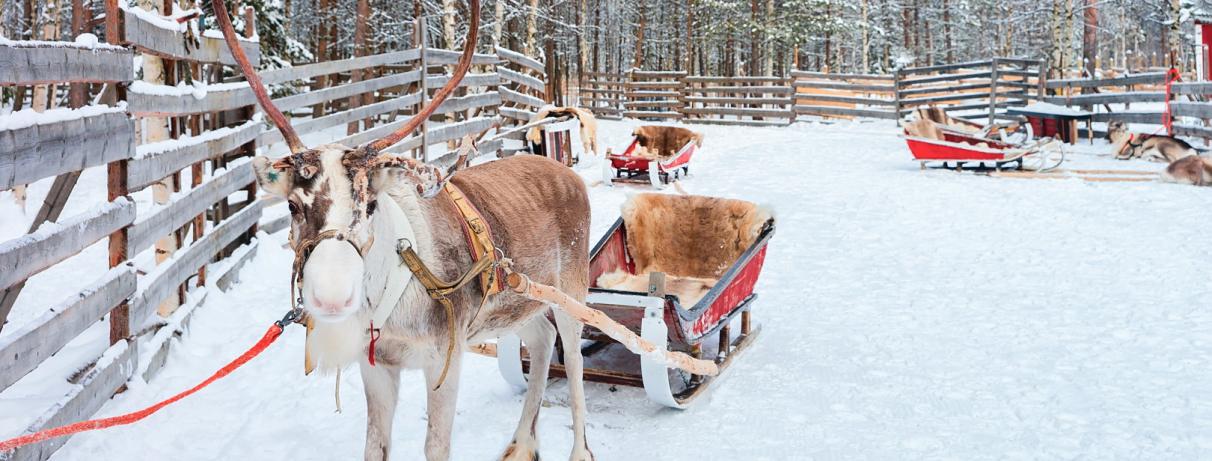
[577,0,587,84]
[312,0,331,118]
[860,0,869,72]
[442,0,456,49]
[943,0,953,64]
[748,0,758,76]
[525,0,539,56]
[493,0,504,46]
[762,0,773,75]
[635,0,646,69]
[349,0,371,135]
[1082,0,1098,76]
[137,0,178,315]
[685,0,694,74]
[1168,0,1182,67]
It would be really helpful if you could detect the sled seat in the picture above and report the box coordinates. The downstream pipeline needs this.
[593,193,771,306]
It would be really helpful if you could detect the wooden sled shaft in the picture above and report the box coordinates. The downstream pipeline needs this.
[505,272,721,376]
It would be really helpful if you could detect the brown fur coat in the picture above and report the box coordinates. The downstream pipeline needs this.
[631,126,704,160]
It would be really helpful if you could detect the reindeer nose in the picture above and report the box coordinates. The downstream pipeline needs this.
[310,289,356,314]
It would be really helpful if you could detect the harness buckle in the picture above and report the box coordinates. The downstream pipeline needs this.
[276,307,304,328]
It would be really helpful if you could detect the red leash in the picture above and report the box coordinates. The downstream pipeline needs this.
[1164,67,1182,136]
[0,310,301,453]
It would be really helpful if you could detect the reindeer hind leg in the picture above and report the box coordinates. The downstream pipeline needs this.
[501,314,556,461]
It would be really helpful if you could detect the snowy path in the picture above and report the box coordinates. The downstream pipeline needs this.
[45,120,1212,460]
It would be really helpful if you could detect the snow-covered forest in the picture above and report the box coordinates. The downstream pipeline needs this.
[0,0,1205,91]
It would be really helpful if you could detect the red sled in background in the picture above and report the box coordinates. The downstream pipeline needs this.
[604,137,697,187]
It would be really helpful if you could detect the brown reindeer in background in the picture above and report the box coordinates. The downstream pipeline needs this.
[214,1,595,459]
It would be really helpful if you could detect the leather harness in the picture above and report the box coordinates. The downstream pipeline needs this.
[289,182,505,390]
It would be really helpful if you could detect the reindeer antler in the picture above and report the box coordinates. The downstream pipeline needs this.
[213,0,307,154]
[366,0,481,153]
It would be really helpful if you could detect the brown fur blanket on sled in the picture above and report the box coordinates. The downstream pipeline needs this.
[596,193,772,306]
[630,126,704,160]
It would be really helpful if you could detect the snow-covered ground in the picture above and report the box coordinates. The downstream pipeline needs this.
[12,119,1212,459]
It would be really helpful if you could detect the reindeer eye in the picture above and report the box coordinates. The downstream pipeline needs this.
[366,200,378,216]
[288,201,301,217]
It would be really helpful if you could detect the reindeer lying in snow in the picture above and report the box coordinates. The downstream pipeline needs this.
[1106,121,1197,163]
[215,1,595,460]
[1163,155,1212,186]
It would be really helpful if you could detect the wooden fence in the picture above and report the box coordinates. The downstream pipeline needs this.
[624,71,686,120]
[0,7,546,461]
[792,58,1045,123]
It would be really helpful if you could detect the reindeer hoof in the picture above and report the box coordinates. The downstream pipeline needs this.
[500,440,539,461]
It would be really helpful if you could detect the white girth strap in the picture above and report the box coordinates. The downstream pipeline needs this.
[362,191,417,331]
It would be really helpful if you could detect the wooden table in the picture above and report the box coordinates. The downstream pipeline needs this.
[1007,105,1094,145]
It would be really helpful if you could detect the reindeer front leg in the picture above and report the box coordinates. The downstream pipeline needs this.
[424,344,464,461]
[360,361,402,461]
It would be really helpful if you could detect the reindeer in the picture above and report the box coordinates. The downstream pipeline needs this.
[213,1,595,460]
[1106,120,1197,163]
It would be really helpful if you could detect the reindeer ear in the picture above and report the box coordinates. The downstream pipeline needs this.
[253,156,293,197]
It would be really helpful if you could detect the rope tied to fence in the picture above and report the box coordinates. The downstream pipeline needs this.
[1164,67,1182,136]
[0,309,302,454]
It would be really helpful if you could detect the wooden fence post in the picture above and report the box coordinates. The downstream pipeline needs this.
[893,69,903,125]
[988,58,1001,126]
[105,0,131,345]
[416,16,429,162]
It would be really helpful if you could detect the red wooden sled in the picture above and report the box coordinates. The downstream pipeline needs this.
[497,195,774,408]
[605,138,697,186]
[907,131,1062,171]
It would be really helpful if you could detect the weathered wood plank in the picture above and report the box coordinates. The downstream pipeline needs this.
[899,60,993,76]
[434,91,501,115]
[497,66,545,91]
[1170,102,1212,119]
[0,199,135,291]
[1042,92,1165,105]
[685,118,792,127]
[1170,82,1212,95]
[630,70,688,78]
[500,86,545,108]
[1091,112,1164,124]
[0,42,134,85]
[623,100,682,108]
[260,49,421,85]
[791,94,894,106]
[0,341,136,461]
[500,107,537,121]
[0,267,135,393]
[129,201,263,328]
[425,72,501,89]
[1045,72,1167,89]
[685,96,795,106]
[686,85,791,95]
[624,81,683,89]
[128,163,255,256]
[623,110,683,119]
[789,70,893,81]
[494,46,545,74]
[383,117,498,153]
[127,121,260,191]
[126,83,254,116]
[122,7,259,66]
[684,76,789,83]
[792,80,895,92]
[274,70,422,112]
[897,81,992,97]
[681,107,794,118]
[0,110,134,190]
[1173,124,1212,139]
[794,105,900,119]
[264,92,423,144]
[424,49,502,65]
[900,71,994,86]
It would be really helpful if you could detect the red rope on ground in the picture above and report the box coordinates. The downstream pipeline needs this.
[1164,67,1182,136]
[0,324,286,453]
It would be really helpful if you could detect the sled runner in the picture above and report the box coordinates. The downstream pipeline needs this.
[497,193,774,408]
[604,136,697,187]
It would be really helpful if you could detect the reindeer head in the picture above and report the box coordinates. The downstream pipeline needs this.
[213,0,480,321]
[1106,120,1129,143]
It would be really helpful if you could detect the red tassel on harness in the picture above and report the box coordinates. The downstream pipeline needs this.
[368,323,381,367]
